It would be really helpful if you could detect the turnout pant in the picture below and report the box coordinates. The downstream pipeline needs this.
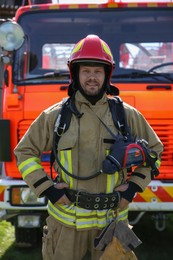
[42,215,103,260]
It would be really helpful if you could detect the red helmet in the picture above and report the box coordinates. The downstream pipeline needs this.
[67,35,118,96]
[68,34,115,80]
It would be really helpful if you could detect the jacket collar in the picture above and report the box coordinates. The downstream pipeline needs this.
[75,90,108,106]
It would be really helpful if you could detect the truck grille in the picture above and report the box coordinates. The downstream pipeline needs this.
[150,121,173,166]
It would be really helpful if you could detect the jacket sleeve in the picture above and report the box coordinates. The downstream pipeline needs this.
[124,103,164,192]
[14,104,61,198]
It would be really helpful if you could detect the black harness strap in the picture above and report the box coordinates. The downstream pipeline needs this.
[51,96,130,180]
[108,97,131,141]
[50,96,83,178]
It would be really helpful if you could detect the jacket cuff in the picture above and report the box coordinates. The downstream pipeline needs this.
[120,182,142,202]
[43,185,66,204]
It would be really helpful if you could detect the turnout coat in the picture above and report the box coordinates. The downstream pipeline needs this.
[14,91,163,230]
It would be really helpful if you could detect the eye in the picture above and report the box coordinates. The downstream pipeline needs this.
[81,69,89,74]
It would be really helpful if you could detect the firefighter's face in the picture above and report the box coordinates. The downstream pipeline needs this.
[79,65,105,96]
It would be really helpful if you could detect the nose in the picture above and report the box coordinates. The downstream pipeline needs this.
[87,72,97,79]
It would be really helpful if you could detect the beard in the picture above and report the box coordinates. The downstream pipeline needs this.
[78,80,107,105]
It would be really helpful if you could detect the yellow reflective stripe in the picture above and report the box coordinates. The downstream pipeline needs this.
[60,150,68,183]
[156,159,161,168]
[143,159,161,168]
[71,39,84,55]
[76,217,107,229]
[107,172,119,193]
[18,157,43,179]
[48,202,119,229]
[116,208,128,222]
[107,174,114,193]
[106,149,109,156]
[114,172,119,186]
[66,150,73,188]
[101,40,113,58]
[76,207,108,217]
[48,202,76,226]
[18,157,41,171]
[105,149,119,192]
[59,150,74,188]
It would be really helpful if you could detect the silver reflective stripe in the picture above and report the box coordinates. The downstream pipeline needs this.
[116,208,129,221]
[59,150,74,188]
[47,201,128,229]
[76,217,107,229]
[52,149,127,228]
[18,157,43,178]
[106,172,119,192]
[105,149,119,192]
[48,202,76,226]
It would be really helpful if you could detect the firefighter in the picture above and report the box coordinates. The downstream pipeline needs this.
[14,34,163,260]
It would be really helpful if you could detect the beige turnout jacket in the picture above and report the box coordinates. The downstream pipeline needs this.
[14,91,163,200]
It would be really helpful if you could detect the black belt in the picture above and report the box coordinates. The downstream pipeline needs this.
[65,189,120,210]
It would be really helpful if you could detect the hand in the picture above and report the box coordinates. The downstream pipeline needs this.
[114,184,130,210]
[54,182,71,206]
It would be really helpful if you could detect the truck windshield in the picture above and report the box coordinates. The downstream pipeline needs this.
[14,7,173,84]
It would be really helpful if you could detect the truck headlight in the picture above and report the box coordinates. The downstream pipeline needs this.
[0,21,24,51]
[10,186,47,206]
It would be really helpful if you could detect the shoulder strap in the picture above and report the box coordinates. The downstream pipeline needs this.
[54,95,83,140]
[50,96,83,178]
[108,96,131,140]
[50,95,132,180]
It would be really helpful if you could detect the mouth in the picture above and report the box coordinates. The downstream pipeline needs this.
[86,82,99,88]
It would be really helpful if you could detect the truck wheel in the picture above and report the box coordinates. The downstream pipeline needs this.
[15,226,42,247]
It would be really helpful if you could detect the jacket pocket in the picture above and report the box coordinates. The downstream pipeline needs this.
[42,216,61,260]
[42,225,55,260]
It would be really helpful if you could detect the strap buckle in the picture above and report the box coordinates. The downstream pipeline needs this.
[57,124,66,136]
[74,190,82,207]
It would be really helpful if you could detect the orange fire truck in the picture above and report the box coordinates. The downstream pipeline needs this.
[0,0,173,246]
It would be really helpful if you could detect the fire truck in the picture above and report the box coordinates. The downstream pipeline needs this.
[0,0,173,246]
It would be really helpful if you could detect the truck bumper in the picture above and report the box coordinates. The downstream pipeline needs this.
[130,180,173,211]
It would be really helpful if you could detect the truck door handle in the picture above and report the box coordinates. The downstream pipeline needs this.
[147,85,172,90]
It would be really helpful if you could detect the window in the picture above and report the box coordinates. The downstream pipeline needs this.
[42,43,75,71]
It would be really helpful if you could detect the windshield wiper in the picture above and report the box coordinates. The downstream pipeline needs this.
[19,70,70,81]
[148,62,173,73]
[112,70,173,82]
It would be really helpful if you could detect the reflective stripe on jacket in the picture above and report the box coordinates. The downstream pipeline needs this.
[47,201,129,230]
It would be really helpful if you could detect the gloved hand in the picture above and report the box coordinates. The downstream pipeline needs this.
[102,139,127,174]
[43,182,71,206]
[102,137,146,174]
[54,183,71,206]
